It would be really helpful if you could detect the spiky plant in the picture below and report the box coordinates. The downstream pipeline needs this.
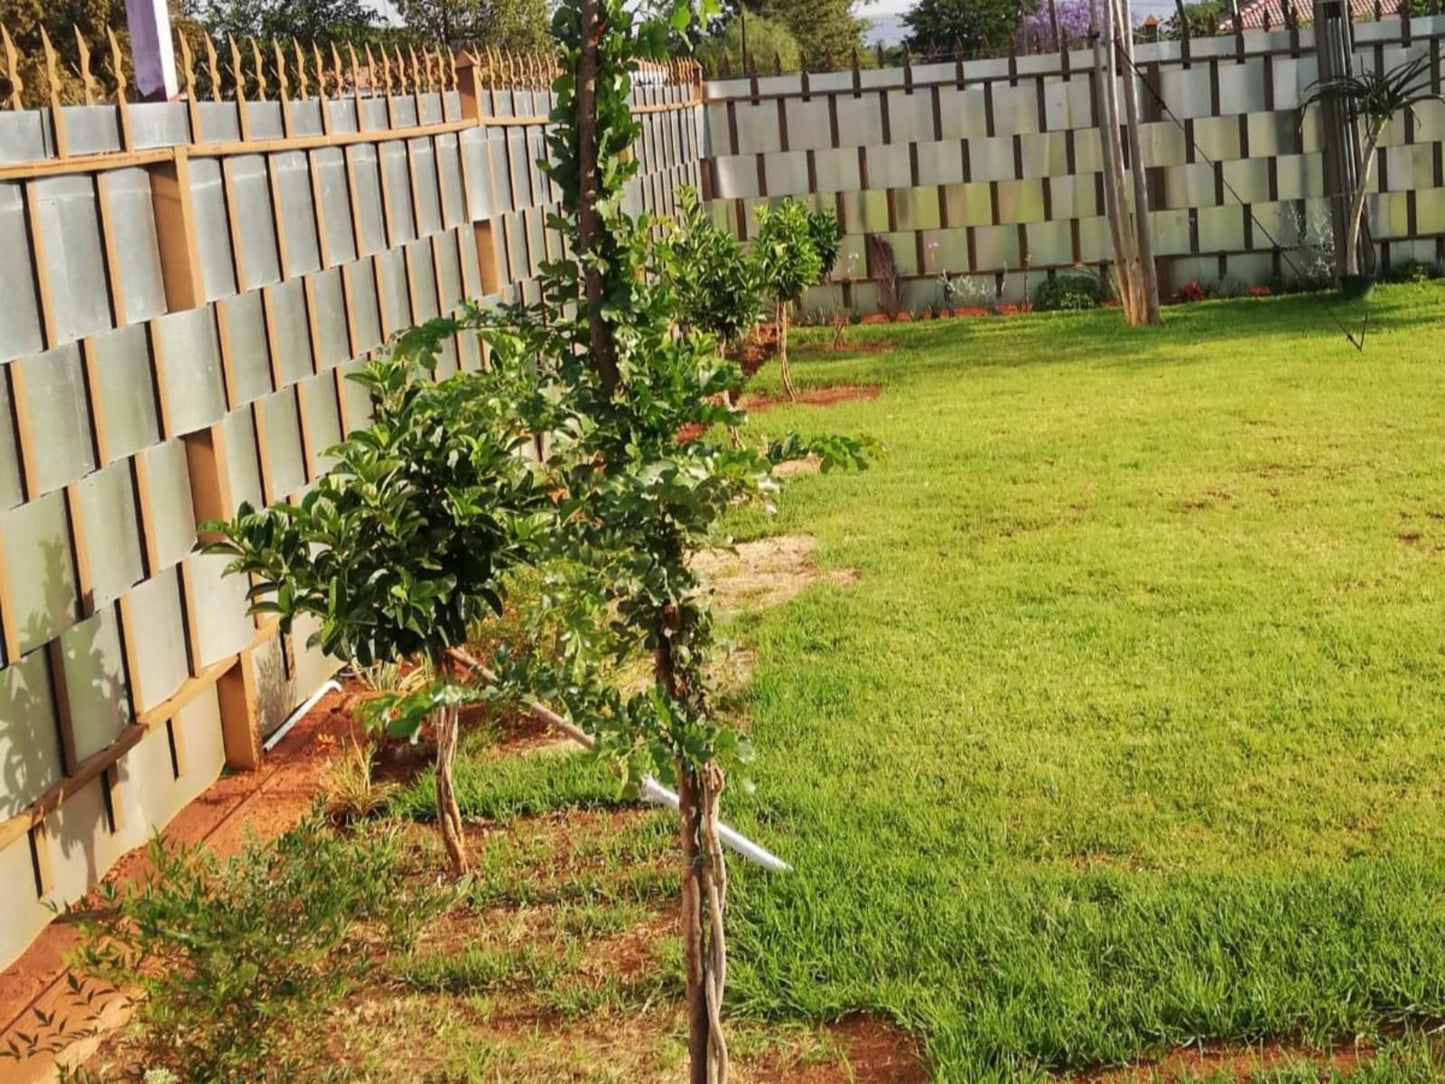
[1302,54,1443,277]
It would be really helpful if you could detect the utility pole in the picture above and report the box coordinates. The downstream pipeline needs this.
[1314,0,1367,277]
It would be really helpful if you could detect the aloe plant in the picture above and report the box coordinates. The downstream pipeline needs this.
[1302,54,1444,278]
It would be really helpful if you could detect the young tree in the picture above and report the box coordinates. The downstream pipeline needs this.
[429,7,869,1079]
[203,346,548,876]
[666,186,762,353]
[753,199,838,401]
[1302,54,1443,286]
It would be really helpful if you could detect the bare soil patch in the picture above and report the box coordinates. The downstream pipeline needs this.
[742,384,882,414]
[693,534,860,611]
[1071,1038,1377,1084]
[774,454,822,478]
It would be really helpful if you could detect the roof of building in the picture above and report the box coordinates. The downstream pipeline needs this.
[1219,0,1402,31]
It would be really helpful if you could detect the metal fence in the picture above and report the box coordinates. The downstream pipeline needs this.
[0,39,703,968]
[700,15,1445,312]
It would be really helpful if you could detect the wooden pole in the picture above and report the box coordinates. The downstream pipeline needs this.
[1099,0,1139,320]
[1117,0,1161,322]
[123,0,178,100]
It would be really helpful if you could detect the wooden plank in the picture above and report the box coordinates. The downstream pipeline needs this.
[22,180,60,349]
[148,150,206,313]
[93,172,127,329]
[46,637,80,774]
[216,649,262,770]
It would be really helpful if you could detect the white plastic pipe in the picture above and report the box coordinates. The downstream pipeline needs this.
[448,648,790,872]
[638,776,790,872]
[263,679,343,752]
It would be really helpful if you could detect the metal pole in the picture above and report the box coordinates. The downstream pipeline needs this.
[124,0,178,101]
[1314,0,1367,277]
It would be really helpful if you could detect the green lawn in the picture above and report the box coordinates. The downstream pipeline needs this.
[446,285,1445,1081]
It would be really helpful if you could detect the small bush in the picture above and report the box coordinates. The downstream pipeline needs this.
[71,817,437,1084]
[1174,280,1208,303]
[1033,273,1103,312]
[1383,259,1437,284]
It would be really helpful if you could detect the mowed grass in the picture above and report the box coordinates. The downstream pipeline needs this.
[418,285,1445,1081]
[719,287,1445,1079]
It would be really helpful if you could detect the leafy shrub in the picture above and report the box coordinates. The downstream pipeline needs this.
[1174,280,1208,303]
[1383,258,1437,284]
[666,187,762,350]
[71,817,436,1084]
[806,207,842,280]
[1033,272,1103,312]
[695,11,801,76]
[755,199,826,397]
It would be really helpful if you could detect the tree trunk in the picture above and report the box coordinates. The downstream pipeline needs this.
[1099,0,1139,321]
[1344,120,1383,277]
[1117,0,1161,324]
[576,0,621,395]
[699,763,730,1084]
[777,301,797,401]
[434,699,468,876]
[1091,0,1129,308]
[678,762,711,1084]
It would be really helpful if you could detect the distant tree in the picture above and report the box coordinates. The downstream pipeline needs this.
[752,0,862,66]
[392,0,551,50]
[695,10,801,74]
[180,0,377,45]
[1161,0,1227,38]
[903,0,1023,56]
[1017,0,1093,50]
[0,0,123,108]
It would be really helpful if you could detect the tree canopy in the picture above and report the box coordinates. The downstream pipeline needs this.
[902,0,1023,57]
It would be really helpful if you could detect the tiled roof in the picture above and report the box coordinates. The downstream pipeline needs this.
[1220,0,1401,30]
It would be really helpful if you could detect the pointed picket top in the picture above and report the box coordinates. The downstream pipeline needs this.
[349,42,365,98]
[249,37,268,99]
[405,44,419,92]
[177,31,198,100]
[312,42,327,98]
[229,35,247,103]
[393,45,409,93]
[273,41,290,102]
[75,26,98,105]
[447,48,459,90]
[203,35,221,101]
[39,26,64,106]
[364,43,380,96]
[107,26,126,103]
[3,25,23,109]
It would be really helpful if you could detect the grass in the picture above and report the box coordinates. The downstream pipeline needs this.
[714,285,1445,1078]
[101,284,1442,1084]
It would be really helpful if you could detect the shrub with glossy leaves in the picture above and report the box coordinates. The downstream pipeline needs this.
[666,185,762,349]
[1033,272,1104,312]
